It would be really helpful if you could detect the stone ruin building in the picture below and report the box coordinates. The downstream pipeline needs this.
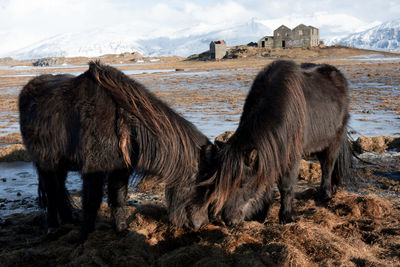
[210,40,227,59]
[258,24,319,48]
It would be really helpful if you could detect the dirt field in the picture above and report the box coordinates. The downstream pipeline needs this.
[0,46,399,266]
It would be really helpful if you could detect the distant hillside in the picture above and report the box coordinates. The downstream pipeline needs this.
[6,18,400,60]
[337,19,400,52]
[7,19,271,60]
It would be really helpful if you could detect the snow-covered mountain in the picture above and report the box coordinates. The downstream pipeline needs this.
[336,19,400,52]
[7,19,271,60]
[9,18,400,60]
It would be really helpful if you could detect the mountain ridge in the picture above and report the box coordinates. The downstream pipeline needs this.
[6,19,271,60]
[4,19,400,60]
[337,19,400,52]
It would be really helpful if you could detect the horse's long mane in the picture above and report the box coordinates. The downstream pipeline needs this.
[210,60,307,213]
[87,61,209,184]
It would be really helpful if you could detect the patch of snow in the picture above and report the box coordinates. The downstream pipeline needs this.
[335,19,400,52]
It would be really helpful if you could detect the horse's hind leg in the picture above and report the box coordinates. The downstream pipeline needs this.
[107,169,130,232]
[36,166,61,232]
[317,136,343,201]
[55,167,73,224]
[278,157,300,224]
[81,172,105,241]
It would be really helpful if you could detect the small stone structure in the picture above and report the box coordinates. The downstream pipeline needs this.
[258,24,319,49]
[258,36,274,48]
[210,40,226,59]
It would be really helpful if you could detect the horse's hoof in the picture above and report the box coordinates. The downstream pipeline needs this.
[223,218,244,227]
[79,232,89,244]
[61,211,80,225]
[115,221,128,232]
[331,185,337,195]
[79,224,95,243]
[279,212,296,224]
[47,227,58,234]
[319,190,333,202]
[46,226,68,240]
[249,212,269,223]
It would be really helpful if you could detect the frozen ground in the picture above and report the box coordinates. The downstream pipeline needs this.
[0,162,81,217]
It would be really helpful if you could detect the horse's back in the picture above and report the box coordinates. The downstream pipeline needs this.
[19,74,74,108]
[240,60,305,130]
[19,74,75,112]
[19,75,74,166]
[245,60,349,154]
[301,63,348,101]
[301,64,349,153]
[19,72,122,171]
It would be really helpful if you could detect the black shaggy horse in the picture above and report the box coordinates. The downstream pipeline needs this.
[19,61,211,240]
[180,60,352,227]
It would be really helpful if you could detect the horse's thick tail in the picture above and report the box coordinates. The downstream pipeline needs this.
[332,134,354,186]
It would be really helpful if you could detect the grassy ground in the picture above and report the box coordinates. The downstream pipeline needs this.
[0,46,399,266]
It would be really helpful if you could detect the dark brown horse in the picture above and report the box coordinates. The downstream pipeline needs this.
[173,60,353,228]
[19,61,211,241]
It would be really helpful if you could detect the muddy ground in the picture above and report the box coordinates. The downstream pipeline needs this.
[0,46,400,266]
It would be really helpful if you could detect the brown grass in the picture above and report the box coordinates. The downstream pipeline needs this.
[0,189,398,266]
[0,132,22,144]
[1,47,400,266]
[0,144,30,161]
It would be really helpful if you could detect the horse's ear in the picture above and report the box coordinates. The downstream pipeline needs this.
[214,140,226,150]
[199,143,219,182]
[245,148,258,168]
[200,143,217,164]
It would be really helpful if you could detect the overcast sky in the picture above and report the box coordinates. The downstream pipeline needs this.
[1,0,399,55]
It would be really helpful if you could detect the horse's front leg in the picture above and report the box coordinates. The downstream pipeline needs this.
[36,166,60,232]
[55,167,74,224]
[81,172,105,241]
[278,158,300,224]
[317,138,343,201]
[108,169,130,232]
